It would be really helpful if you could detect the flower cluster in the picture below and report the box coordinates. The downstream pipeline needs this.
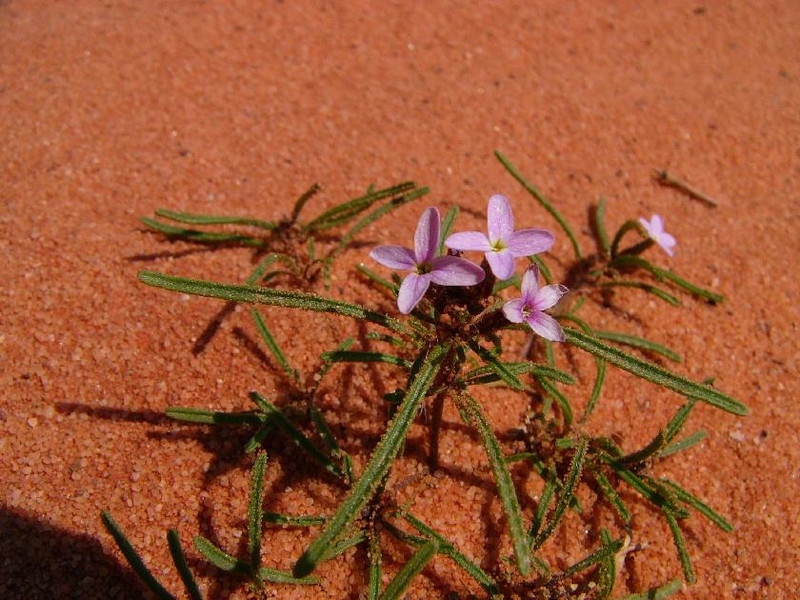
[370,195,567,341]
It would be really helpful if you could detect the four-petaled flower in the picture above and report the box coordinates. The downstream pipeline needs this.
[639,214,676,257]
[370,207,485,314]
[502,264,568,342]
[444,194,555,281]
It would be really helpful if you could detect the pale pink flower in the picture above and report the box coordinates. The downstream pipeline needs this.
[370,207,485,314]
[502,264,568,342]
[639,214,676,257]
[445,194,554,280]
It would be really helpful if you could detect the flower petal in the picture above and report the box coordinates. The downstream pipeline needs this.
[659,233,676,256]
[520,264,541,304]
[502,299,525,323]
[525,312,565,342]
[397,273,431,314]
[486,249,515,281]
[444,231,492,252]
[532,284,568,311]
[487,194,514,243]
[414,207,441,264]
[429,256,485,286]
[650,214,664,235]
[369,245,417,271]
[505,228,555,257]
[638,216,653,237]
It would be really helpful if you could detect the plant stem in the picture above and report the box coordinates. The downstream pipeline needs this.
[428,391,447,473]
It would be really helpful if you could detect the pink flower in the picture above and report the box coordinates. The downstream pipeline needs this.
[639,214,676,257]
[502,264,567,342]
[444,194,555,280]
[370,207,485,314]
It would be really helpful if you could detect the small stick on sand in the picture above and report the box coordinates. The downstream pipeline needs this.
[653,169,720,207]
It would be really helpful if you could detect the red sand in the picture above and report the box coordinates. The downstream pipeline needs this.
[2,1,798,598]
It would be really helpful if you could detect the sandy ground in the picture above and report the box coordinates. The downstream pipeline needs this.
[2,1,798,598]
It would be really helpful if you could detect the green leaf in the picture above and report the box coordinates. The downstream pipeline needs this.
[140,217,267,246]
[529,254,554,284]
[461,362,574,386]
[467,340,524,390]
[594,197,611,256]
[251,308,299,383]
[304,182,416,231]
[153,208,276,229]
[562,536,624,578]
[600,280,681,306]
[590,468,631,523]
[356,264,398,293]
[620,578,683,600]
[256,567,319,585]
[596,529,617,600]
[100,511,175,600]
[492,272,520,293]
[664,399,697,443]
[263,512,327,527]
[290,183,322,223]
[293,343,449,577]
[249,393,343,478]
[618,430,667,466]
[399,512,500,597]
[460,392,531,576]
[594,330,681,363]
[138,271,407,335]
[533,438,588,549]
[529,471,557,540]
[248,452,267,571]
[659,478,733,533]
[167,530,202,600]
[379,540,439,600]
[321,350,412,369]
[582,357,607,422]
[165,406,264,425]
[564,328,747,415]
[540,378,573,426]
[325,186,430,264]
[611,254,724,303]
[244,421,276,453]
[321,531,368,560]
[495,151,583,260]
[658,430,707,457]
[438,206,459,255]
[194,536,250,575]
[368,531,382,600]
[664,511,696,583]
[610,219,646,259]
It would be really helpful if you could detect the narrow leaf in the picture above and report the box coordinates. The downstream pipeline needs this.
[293,343,449,577]
[251,308,298,383]
[321,350,412,369]
[594,197,611,256]
[165,406,263,425]
[600,280,681,306]
[167,530,202,600]
[460,392,531,576]
[658,430,707,457]
[248,452,267,571]
[100,511,175,600]
[591,468,631,523]
[263,512,327,527]
[595,330,681,363]
[468,340,524,391]
[533,438,588,549]
[611,254,724,303]
[621,578,683,600]
[154,208,276,229]
[399,511,500,596]
[140,217,266,246]
[139,271,407,335]
[562,537,624,578]
[664,399,697,443]
[249,393,343,478]
[438,206,460,255]
[290,182,322,223]
[659,478,733,532]
[194,536,250,575]
[495,151,583,259]
[564,328,747,415]
[379,540,439,600]
[257,567,319,584]
[664,511,696,583]
[368,529,382,600]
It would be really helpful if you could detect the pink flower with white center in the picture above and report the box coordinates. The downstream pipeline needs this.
[639,214,676,257]
[444,194,555,281]
[502,264,568,342]
[370,207,485,315]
